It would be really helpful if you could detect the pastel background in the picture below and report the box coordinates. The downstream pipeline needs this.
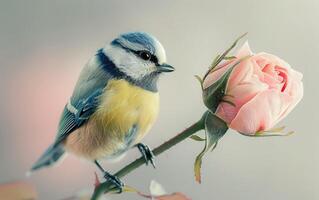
[0,0,317,199]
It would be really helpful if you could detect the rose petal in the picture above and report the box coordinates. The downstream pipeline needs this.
[273,77,303,125]
[236,41,253,58]
[256,53,292,70]
[216,81,268,123]
[216,67,268,123]
[229,90,294,134]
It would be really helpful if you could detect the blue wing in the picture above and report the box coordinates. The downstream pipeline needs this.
[53,88,104,146]
[30,50,115,171]
[53,52,114,146]
[30,89,103,172]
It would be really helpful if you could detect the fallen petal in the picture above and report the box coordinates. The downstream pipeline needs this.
[150,180,167,196]
[0,181,37,200]
[156,193,191,200]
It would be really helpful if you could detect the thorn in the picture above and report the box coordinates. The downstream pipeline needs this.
[94,172,101,188]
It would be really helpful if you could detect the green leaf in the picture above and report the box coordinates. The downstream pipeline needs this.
[190,135,206,141]
[194,112,228,183]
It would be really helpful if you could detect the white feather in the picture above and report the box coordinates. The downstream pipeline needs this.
[151,39,167,65]
[103,45,156,80]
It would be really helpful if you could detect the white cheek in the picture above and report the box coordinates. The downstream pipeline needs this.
[104,45,154,80]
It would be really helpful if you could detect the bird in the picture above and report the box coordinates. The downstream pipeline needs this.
[29,32,174,192]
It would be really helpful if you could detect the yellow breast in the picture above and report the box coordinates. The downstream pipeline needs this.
[64,79,159,160]
[96,79,160,142]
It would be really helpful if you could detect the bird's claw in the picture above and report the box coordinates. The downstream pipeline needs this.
[104,173,124,193]
[137,143,156,168]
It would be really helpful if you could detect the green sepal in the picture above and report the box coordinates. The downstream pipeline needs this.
[224,56,237,60]
[202,64,235,113]
[210,54,220,69]
[203,32,247,80]
[202,56,250,113]
[194,112,228,183]
[190,135,206,142]
[243,126,294,137]
[194,75,204,90]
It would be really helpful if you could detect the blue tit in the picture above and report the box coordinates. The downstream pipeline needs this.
[29,32,174,191]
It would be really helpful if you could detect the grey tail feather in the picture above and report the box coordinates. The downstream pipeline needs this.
[30,144,65,172]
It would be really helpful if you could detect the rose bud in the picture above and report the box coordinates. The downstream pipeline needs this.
[202,42,303,135]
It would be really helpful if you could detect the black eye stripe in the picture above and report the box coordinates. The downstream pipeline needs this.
[134,50,158,64]
[150,54,158,64]
[111,40,159,64]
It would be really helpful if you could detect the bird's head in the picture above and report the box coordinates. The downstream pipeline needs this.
[103,32,174,81]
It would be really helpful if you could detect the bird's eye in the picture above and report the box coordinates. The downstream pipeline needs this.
[138,51,151,61]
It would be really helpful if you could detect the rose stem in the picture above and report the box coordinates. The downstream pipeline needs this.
[91,117,205,200]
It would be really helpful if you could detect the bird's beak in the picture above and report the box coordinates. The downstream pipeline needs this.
[157,63,175,73]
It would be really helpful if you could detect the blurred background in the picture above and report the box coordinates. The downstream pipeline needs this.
[0,0,318,199]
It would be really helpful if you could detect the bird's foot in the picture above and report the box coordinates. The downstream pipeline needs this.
[104,172,124,193]
[137,143,155,168]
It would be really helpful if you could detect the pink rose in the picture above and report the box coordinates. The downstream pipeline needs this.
[203,42,303,135]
